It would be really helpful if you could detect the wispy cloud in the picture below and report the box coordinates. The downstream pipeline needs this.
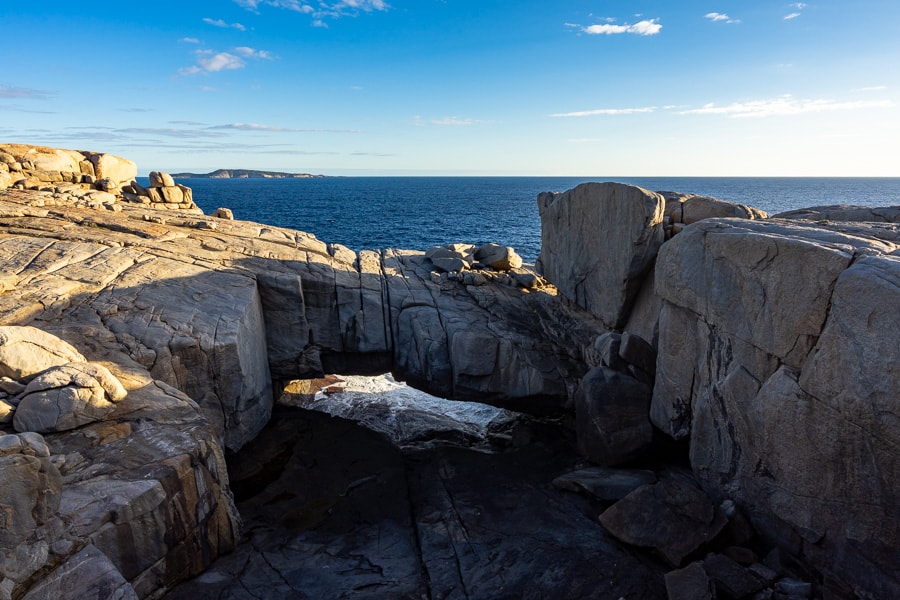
[705,12,740,24]
[678,95,892,118]
[431,117,476,126]
[583,19,662,36]
[550,107,656,117]
[181,37,201,44]
[178,46,274,76]
[234,0,388,25]
[208,122,361,133]
[203,17,247,31]
[859,85,888,92]
[784,2,807,20]
[233,46,274,59]
[0,84,52,99]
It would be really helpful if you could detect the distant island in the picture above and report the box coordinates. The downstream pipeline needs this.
[170,169,326,179]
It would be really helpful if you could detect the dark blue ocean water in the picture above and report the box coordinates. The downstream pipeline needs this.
[158,177,900,263]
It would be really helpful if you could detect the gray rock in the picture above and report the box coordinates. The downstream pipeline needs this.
[703,553,766,599]
[552,466,657,501]
[652,218,900,597]
[537,182,665,329]
[474,242,523,271]
[775,204,900,223]
[574,366,653,466]
[599,478,728,567]
[20,545,137,600]
[665,561,716,600]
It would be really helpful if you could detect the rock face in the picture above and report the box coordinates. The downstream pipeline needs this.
[651,217,900,597]
[536,182,666,329]
[0,327,239,599]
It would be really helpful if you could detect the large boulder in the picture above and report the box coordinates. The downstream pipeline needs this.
[652,217,900,597]
[13,362,126,433]
[0,326,86,380]
[536,182,665,329]
[86,153,138,186]
[574,366,653,466]
[599,477,728,567]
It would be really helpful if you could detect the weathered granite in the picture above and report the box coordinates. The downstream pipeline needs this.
[536,182,666,329]
[651,217,900,597]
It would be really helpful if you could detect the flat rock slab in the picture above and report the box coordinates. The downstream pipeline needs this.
[553,466,657,501]
[168,408,667,599]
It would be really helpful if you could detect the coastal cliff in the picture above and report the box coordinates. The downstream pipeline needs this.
[1,144,898,599]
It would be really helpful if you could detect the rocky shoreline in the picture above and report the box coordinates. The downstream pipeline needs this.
[0,144,898,599]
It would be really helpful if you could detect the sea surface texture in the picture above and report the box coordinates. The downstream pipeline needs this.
[159,176,900,263]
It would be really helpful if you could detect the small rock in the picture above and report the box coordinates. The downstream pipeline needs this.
[474,243,522,271]
[774,578,812,598]
[665,561,715,600]
[148,171,176,187]
[215,207,235,220]
[703,553,766,599]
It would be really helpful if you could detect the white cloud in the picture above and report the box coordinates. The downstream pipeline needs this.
[678,95,893,118]
[235,0,388,22]
[203,17,247,31]
[859,85,888,92]
[179,46,276,76]
[181,37,201,44]
[784,2,807,20]
[233,46,274,59]
[209,123,362,133]
[705,12,740,24]
[550,107,656,117]
[583,18,661,36]
[198,52,245,72]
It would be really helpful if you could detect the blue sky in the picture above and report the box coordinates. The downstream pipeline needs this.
[2,1,898,175]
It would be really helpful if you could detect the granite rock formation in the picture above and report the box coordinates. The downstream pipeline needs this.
[1,148,898,599]
[0,144,199,212]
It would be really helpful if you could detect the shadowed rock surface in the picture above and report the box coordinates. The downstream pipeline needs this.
[166,407,667,600]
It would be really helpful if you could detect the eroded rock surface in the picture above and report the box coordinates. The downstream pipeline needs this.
[651,216,900,597]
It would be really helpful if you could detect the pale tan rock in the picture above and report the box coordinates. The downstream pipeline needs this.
[0,399,13,423]
[13,363,120,433]
[215,207,234,219]
[87,153,137,186]
[148,171,175,187]
[0,326,86,381]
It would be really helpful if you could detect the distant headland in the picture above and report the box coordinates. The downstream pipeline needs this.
[170,169,326,179]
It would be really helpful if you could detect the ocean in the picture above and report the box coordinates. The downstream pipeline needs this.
[157,176,900,263]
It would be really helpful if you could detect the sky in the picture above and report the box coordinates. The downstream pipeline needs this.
[2,1,899,176]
